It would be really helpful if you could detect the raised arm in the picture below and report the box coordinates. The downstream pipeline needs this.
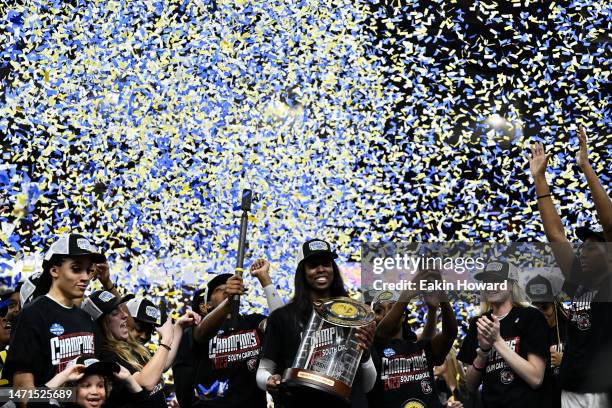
[192,276,244,343]
[417,294,439,341]
[132,319,174,391]
[164,311,200,371]
[430,301,458,365]
[529,142,576,277]
[249,259,284,312]
[577,127,612,241]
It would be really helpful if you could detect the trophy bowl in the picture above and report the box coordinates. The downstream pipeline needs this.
[282,297,375,402]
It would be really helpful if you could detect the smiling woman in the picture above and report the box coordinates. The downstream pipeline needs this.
[257,239,378,408]
[2,234,104,392]
[82,289,199,408]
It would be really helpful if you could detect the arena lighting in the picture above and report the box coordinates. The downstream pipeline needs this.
[487,113,507,128]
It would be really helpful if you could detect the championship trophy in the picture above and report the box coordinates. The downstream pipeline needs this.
[282,297,375,402]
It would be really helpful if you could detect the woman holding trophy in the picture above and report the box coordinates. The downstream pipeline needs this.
[257,239,377,407]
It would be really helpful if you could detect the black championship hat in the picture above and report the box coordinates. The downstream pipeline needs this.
[66,355,120,378]
[526,274,555,303]
[204,273,233,305]
[296,238,338,265]
[81,290,134,321]
[125,297,162,327]
[474,260,519,282]
[576,225,605,242]
[42,233,106,270]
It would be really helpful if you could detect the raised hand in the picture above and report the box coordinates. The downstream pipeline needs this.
[477,315,501,346]
[249,258,272,286]
[529,142,551,179]
[94,263,112,288]
[175,310,201,329]
[576,126,591,170]
[156,318,174,346]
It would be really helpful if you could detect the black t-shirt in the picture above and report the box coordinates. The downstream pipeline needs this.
[434,378,481,408]
[3,296,99,385]
[192,314,267,408]
[173,326,197,408]
[558,275,612,393]
[457,306,550,408]
[262,302,358,408]
[368,336,443,408]
[261,303,305,374]
[99,349,167,408]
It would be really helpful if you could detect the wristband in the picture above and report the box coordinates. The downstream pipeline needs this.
[537,193,552,200]
[105,283,115,291]
[159,343,171,351]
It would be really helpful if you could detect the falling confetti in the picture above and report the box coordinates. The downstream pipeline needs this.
[0,0,610,318]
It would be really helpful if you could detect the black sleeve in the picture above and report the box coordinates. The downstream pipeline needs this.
[105,387,153,408]
[3,307,44,381]
[261,309,283,364]
[520,308,550,360]
[191,325,207,358]
[457,317,478,365]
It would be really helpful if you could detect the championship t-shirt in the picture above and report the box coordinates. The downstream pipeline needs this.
[558,273,612,393]
[99,349,167,408]
[261,302,358,408]
[457,306,550,408]
[369,336,443,408]
[3,295,99,385]
[192,314,267,408]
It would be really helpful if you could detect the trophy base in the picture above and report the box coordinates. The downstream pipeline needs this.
[282,368,351,403]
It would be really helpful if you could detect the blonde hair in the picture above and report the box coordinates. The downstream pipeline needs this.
[444,348,468,394]
[99,315,151,371]
[479,280,531,315]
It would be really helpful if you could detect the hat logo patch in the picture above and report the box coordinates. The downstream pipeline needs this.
[145,305,160,320]
[486,262,503,272]
[77,238,96,252]
[308,241,328,251]
[50,323,64,336]
[99,291,114,302]
[529,284,548,295]
[84,358,98,367]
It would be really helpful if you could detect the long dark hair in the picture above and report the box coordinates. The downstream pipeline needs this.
[31,256,66,301]
[290,259,348,324]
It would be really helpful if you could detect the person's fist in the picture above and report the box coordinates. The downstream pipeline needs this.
[224,275,244,298]
[176,310,201,329]
[250,259,271,285]
[266,374,282,394]
[550,346,563,367]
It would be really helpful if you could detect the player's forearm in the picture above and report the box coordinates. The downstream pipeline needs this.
[581,164,612,239]
[533,175,567,242]
[163,325,184,371]
[465,363,483,393]
[419,306,437,340]
[133,347,168,391]
[375,301,406,340]
[193,299,231,342]
[263,284,284,312]
[493,338,544,389]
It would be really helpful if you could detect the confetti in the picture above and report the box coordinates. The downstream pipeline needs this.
[0,0,609,320]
